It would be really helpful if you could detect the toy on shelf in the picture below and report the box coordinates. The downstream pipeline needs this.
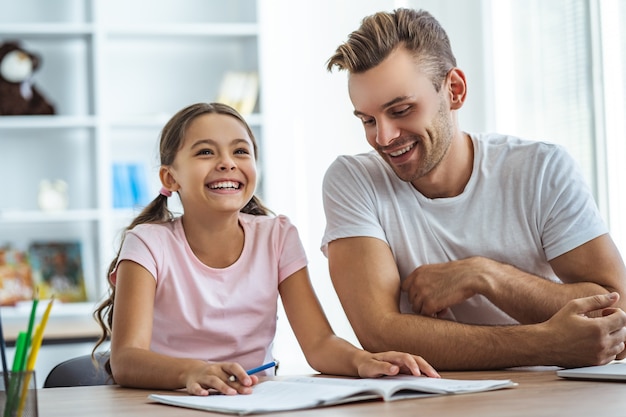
[0,40,55,116]
[38,179,69,211]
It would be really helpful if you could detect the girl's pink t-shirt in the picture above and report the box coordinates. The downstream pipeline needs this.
[114,213,307,374]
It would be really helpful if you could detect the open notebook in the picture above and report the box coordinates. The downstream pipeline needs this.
[557,361,626,381]
[149,375,516,415]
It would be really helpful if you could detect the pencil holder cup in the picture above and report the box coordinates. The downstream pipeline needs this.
[0,371,38,417]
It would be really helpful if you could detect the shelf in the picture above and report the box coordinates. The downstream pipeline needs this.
[0,23,94,36]
[0,115,97,129]
[105,23,258,37]
[1,301,102,345]
[1,300,98,320]
[109,112,262,129]
[0,209,101,223]
[1,0,263,306]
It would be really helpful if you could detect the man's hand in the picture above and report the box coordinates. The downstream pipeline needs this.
[401,257,491,316]
[542,293,626,367]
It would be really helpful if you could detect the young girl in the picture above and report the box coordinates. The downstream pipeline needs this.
[93,102,438,396]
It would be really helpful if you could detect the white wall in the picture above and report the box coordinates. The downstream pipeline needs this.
[258,0,489,374]
[404,0,491,132]
[258,0,391,375]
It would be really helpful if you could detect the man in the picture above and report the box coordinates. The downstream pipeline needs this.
[321,8,626,370]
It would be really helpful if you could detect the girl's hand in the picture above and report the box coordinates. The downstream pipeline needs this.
[185,362,260,396]
[356,351,440,379]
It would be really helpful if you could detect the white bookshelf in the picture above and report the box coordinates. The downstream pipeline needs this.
[0,0,263,314]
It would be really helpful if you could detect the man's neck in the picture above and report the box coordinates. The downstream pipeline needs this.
[412,131,473,199]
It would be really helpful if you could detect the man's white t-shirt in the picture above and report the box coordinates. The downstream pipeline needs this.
[321,133,607,325]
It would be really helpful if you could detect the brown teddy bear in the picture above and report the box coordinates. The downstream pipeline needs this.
[0,40,55,115]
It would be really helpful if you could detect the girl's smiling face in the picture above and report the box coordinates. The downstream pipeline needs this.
[162,113,257,216]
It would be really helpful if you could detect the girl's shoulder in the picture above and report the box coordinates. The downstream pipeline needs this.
[239,213,296,234]
[127,217,181,241]
[239,212,291,224]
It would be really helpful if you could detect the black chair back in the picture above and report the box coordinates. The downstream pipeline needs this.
[43,353,113,388]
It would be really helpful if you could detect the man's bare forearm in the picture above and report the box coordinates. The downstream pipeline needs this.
[358,293,626,370]
[478,258,614,323]
[359,311,541,370]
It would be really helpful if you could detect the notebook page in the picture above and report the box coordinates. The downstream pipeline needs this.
[149,380,382,415]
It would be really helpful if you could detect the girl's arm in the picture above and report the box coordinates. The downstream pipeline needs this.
[110,260,258,395]
[279,267,439,378]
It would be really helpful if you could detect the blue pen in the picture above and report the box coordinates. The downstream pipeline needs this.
[246,360,278,376]
[228,360,278,382]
